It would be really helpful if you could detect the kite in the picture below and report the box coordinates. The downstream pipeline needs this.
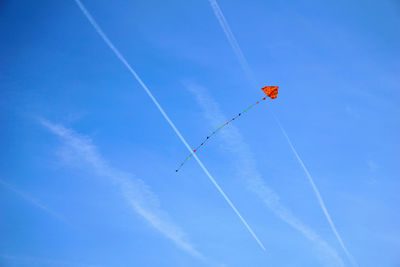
[176,86,279,172]
[261,86,278,99]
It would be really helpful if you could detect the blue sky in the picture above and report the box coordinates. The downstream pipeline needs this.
[1,0,399,266]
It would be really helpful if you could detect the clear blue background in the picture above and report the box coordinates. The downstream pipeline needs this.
[1,0,399,266]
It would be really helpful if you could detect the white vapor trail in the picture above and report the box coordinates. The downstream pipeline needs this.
[274,119,357,266]
[208,0,256,87]
[0,179,69,225]
[73,0,265,251]
[207,0,356,265]
[188,84,345,266]
[40,119,203,259]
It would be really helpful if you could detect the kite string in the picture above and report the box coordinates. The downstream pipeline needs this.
[176,95,267,172]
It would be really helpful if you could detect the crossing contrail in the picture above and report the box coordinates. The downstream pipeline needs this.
[73,0,265,251]
[208,0,356,265]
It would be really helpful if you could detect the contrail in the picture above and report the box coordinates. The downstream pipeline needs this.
[208,0,256,87]
[73,0,265,251]
[0,179,69,225]
[274,119,357,266]
[208,0,356,264]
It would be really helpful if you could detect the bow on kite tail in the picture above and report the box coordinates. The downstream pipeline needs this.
[176,86,278,172]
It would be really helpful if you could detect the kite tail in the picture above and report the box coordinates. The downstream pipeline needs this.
[176,96,268,172]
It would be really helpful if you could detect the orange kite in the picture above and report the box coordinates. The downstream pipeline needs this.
[261,86,279,99]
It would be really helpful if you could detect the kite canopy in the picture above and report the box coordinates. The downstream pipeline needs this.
[261,86,279,99]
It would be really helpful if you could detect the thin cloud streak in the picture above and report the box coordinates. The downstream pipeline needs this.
[208,0,256,87]
[40,119,203,259]
[0,179,69,225]
[73,0,265,251]
[207,1,356,264]
[274,119,357,266]
[188,84,345,266]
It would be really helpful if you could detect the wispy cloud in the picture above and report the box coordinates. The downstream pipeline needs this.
[73,0,265,251]
[366,160,378,184]
[207,1,356,265]
[0,179,69,225]
[367,160,378,172]
[187,83,345,266]
[40,119,203,259]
